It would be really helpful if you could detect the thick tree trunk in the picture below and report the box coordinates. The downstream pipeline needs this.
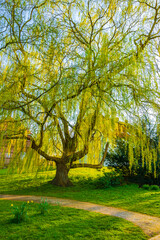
[50,162,73,187]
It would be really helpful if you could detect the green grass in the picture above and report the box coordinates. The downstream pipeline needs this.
[1,168,160,217]
[0,199,148,239]
[0,168,8,175]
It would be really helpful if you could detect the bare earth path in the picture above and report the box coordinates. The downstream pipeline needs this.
[1,194,160,239]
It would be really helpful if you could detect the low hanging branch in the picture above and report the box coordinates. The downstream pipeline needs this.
[71,142,109,169]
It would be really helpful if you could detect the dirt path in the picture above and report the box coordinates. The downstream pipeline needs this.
[149,235,160,240]
[1,194,160,239]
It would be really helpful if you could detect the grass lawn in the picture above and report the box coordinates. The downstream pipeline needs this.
[0,199,148,240]
[1,168,160,217]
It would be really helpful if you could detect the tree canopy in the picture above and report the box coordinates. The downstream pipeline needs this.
[0,0,160,186]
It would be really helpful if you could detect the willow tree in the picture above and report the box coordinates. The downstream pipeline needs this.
[0,0,160,186]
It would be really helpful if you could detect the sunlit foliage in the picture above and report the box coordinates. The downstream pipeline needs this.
[0,0,160,185]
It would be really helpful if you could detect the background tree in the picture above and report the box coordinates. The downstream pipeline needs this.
[106,111,160,184]
[0,0,160,186]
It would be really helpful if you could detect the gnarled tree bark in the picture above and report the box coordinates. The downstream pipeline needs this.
[50,162,73,187]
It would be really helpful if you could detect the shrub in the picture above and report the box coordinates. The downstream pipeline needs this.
[142,184,150,190]
[150,185,159,190]
[39,198,49,215]
[105,139,129,171]
[11,202,28,223]
[105,136,160,186]
[94,170,124,189]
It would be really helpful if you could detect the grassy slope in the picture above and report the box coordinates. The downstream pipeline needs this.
[0,168,160,217]
[0,199,148,240]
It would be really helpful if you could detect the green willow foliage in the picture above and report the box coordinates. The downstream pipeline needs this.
[0,0,159,184]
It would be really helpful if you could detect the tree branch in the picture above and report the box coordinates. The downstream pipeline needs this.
[71,142,109,169]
